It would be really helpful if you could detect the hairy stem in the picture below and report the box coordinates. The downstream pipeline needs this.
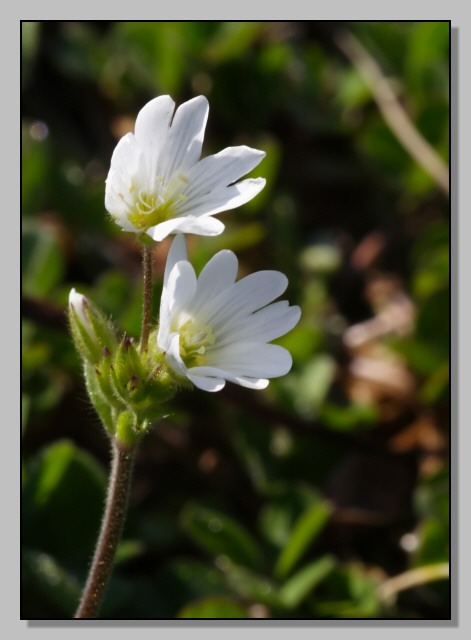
[75,439,137,618]
[140,243,153,353]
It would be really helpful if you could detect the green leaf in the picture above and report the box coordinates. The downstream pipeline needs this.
[275,497,333,578]
[420,362,449,405]
[258,483,321,549]
[278,555,336,609]
[194,221,267,262]
[205,22,264,63]
[312,563,382,618]
[320,402,377,431]
[155,560,231,615]
[22,440,107,575]
[336,68,371,109]
[22,23,41,89]
[216,560,279,608]
[22,548,81,617]
[414,465,449,523]
[22,394,31,434]
[275,324,323,366]
[412,517,449,567]
[22,221,65,297]
[284,355,336,418]
[392,337,447,376]
[180,504,264,570]
[114,539,145,566]
[178,597,248,619]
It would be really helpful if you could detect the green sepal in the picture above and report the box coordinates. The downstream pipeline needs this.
[69,308,102,365]
[69,296,118,365]
[111,335,177,417]
[83,362,116,435]
[111,337,145,404]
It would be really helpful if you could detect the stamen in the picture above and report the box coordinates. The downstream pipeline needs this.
[178,318,215,367]
[125,178,184,231]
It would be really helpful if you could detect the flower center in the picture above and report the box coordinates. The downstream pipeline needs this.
[125,174,189,232]
[178,318,215,368]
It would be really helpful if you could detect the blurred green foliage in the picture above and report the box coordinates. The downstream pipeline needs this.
[22,21,450,619]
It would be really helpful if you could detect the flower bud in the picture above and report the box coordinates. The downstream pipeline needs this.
[111,336,143,402]
[111,335,176,420]
[68,288,118,365]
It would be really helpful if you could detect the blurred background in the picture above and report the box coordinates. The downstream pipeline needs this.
[21,21,450,619]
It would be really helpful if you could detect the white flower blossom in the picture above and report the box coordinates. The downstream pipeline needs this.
[105,95,266,241]
[157,236,301,392]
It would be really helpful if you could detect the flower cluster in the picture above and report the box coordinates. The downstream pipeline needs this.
[71,95,300,437]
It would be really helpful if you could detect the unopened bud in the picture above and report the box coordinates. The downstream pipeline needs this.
[68,288,118,365]
[69,289,94,337]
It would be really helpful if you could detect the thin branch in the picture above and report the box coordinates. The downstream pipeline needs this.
[336,29,449,197]
[378,562,449,602]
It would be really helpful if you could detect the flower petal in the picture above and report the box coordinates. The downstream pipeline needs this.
[148,215,225,242]
[163,332,188,377]
[188,366,269,390]
[166,261,197,316]
[185,146,266,199]
[217,302,301,346]
[106,133,141,180]
[206,343,293,378]
[187,371,226,392]
[104,182,136,231]
[164,235,188,286]
[158,96,209,181]
[194,250,239,306]
[134,95,175,175]
[159,236,188,345]
[197,270,288,329]
[105,134,142,227]
[177,178,266,219]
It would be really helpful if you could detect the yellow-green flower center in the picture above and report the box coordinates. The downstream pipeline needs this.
[178,318,215,368]
[125,175,189,232]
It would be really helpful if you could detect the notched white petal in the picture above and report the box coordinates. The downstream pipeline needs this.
[134,95,175,150]
[164,235,188,285]
[159,95,209,180]
[177,178,266,219]
[196,250,239,300]
[201,270,289,330]
[185,145,266,199]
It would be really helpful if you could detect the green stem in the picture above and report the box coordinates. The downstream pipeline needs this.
[140,244,153,354]
[75,439,137,619]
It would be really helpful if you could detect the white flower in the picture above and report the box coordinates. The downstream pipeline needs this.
[157,236,301,392]
[105,95,266,241]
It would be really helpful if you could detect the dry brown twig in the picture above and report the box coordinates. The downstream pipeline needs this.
[336,30,449,197]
